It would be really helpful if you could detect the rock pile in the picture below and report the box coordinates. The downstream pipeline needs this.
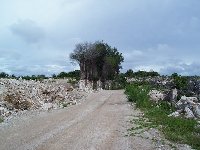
[126,76,173,88]
[169,96,200,119]
[0,79,86,119]
[148,88,200,119]
[148,88,178,103]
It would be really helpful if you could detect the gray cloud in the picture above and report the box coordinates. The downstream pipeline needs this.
[160,63,200,76]
[10,19,45,43]
[0,0,200,75]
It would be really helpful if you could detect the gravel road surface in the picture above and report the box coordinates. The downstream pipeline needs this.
[0,90,161,150]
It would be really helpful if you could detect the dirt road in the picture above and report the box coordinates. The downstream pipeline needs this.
[0,90,157,150]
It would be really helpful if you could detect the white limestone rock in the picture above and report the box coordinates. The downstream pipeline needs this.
[185,107,195,119]
[42,103,53,111]
[172,88,178,101]
[148,90,165,102]
[168,111,180,117]
[193,104,200,118]
[0,78,86,119]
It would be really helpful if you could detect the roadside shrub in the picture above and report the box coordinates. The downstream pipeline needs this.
[125,84,152,109]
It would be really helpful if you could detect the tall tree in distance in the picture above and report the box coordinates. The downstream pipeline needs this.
[70,41,124,89]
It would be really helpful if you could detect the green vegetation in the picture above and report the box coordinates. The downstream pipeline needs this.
[125,69,160,78]
[0,70,80,81]
[106,73,127,90]
[0,72,17,79]
[70,41,124,89]
[21,75,48,80]
[125,84,200,150]
[54,70,80,80]
[61,102,70,108]
[0,117,3,123]
[171,73,189,90]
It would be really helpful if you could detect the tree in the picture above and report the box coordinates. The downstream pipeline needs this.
[125,69,134,77]
[70,41,124,88]
[133,70,159,77]
[0,72,9,78]
[56,70,80,80]
[171,73,188,90]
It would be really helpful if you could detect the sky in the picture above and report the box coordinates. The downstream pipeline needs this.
[0,0,200,76]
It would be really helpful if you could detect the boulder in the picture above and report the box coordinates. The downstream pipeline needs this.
[193,104,200,118]
[172,88,178,102]
[148,90,165,102]
[176,96,198,110]
[185,107,195,119]
[176,99,188,111]
[181,96,198,103]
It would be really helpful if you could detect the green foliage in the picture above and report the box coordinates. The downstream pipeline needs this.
[125,84,152,109]
[70,41,124,87]
[171,73,188,90]
[110,73,127,90]
[0,72,9,78]
[125,69,160,77]
[134,70,160,77]
[0,70,80,81]
[124,70,160,78]
[61,102,70,108]
[10,74,16,79]
[0,72,48,80]
[0,117,3,123]
[125,69,134,77]
[125,84,200,150]
[55,70,80,80]
[68,78,77,86]
[21,75,48,81]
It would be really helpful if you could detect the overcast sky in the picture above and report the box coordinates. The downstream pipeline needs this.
[0,0,200,76]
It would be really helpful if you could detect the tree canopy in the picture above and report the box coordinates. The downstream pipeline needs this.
[125,70,160,78]
[70,41,124,84]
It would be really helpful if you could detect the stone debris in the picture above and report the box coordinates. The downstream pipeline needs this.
[193,104,200,118]
[185,107,195,119]
[168,111,180,117]
[148,90,165,102]
[148,89,200,119]
[168,95,200,119]
[0,79,87,119]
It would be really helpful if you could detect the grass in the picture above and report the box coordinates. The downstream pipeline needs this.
[0,117,3,123]
[125,84,200,150]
